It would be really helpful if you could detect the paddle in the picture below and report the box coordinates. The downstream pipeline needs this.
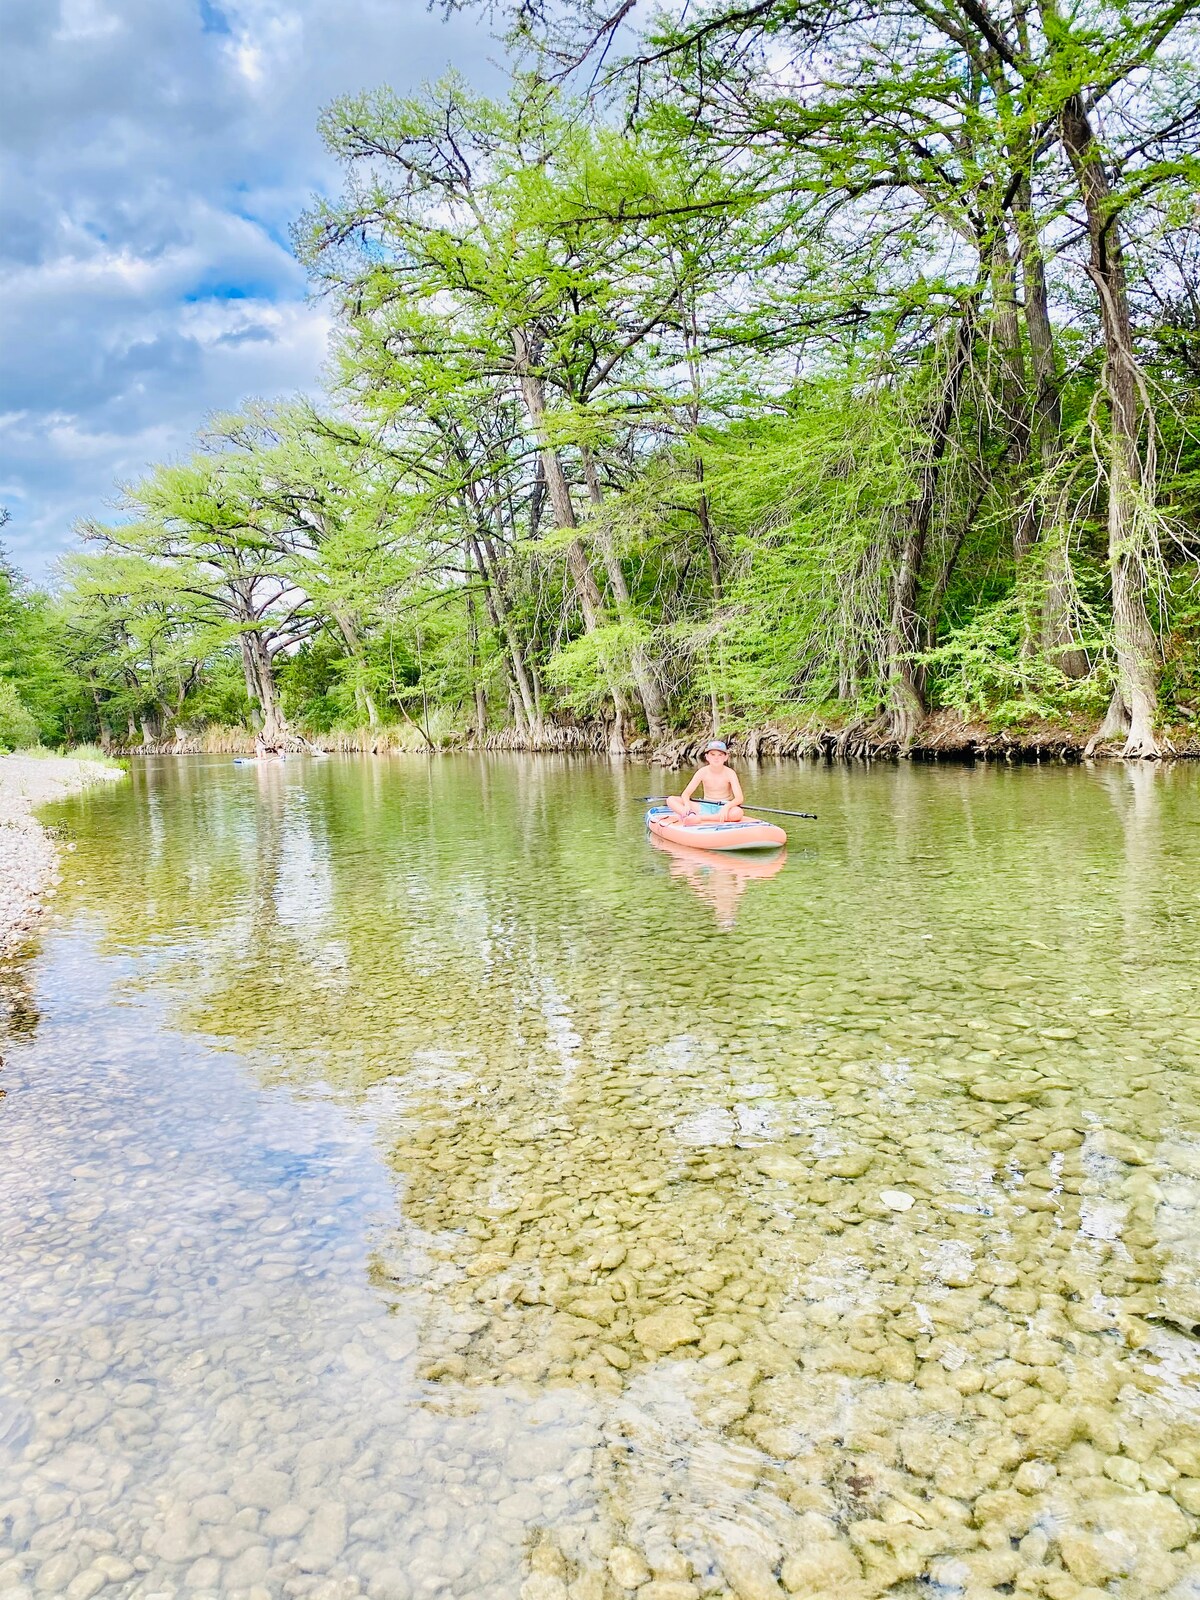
[638,796,817,820]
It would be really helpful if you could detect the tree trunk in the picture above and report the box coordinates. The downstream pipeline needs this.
[331,606,379,726]
[992,227,1043,656]
[464,570,488,740]
[470,511,543,729]
[886,291,981,743]
[682,301,723,598]
[925,478,992,646]
[580,444,669,739]
[991,231,1027,456]
[1059,91,1160,756]
[1012,177,1088,676]
[1085,686,1131,755]
[696,460,722,601]
[240,631,287,749]
[467,528,540,738]
[512,331,629,750]
[91,689,114,752]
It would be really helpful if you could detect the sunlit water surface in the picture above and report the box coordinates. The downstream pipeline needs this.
[2,755,1200,1600]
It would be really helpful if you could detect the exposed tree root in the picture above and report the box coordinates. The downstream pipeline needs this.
[117,711,1200,764]
[1121,730,1165,760]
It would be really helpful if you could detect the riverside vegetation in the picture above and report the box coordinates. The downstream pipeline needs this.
[2,0,1200,759]
[1,755,1198,1599]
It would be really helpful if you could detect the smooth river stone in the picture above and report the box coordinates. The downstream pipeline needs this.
[367,1569,413,1600]
[1091,1489,1191,1552]
[1058,1531,1135,1585]
[607,1545,651,1588]
[718,1545,786,1600]
[755,1154,808,1180]
[33,1553,78,1594]
[969,1079,1041,1103]
[64,1572,106,1600]
[263,1502,309,1538]
[780,1541,862,1595]
[634,1308,701,1353]
[820,1150,873,1178]
[520,1578,568,1600]
[183,1556,221,1590]
[295,1502,347,1572]
[230,1467,291,1513]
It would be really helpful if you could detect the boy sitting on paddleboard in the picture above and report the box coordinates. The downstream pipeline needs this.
[666,740,745,824]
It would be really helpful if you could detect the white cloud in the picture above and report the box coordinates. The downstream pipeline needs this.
[0,0,502,576]
[54,0,123,41]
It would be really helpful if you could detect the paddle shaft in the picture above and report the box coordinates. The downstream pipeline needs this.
[638,796,817,820]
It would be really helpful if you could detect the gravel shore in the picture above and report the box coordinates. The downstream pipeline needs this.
[0,754,124,960]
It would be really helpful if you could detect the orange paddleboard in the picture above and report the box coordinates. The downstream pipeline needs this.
[645,805,787,852]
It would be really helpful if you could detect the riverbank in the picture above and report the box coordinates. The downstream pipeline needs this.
[0,754,125,960]
[124,709,1200,764]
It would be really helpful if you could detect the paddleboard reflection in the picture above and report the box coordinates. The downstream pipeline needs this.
[651,834,787,929]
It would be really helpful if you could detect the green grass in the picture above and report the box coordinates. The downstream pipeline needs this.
[5,743,127,771]
[63,742,125,767]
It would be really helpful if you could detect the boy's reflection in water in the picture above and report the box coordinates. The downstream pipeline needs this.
[651,834,787,930]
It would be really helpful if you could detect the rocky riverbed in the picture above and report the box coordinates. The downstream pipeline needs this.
[0,755,124,964]
[3,755,1200,1599]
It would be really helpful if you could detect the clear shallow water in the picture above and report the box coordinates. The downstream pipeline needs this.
[2,754,1200,1600]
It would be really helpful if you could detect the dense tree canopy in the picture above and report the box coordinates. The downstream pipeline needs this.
[2,1,1199,756]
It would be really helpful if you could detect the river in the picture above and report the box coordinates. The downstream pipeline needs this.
[1,754,1198,1600]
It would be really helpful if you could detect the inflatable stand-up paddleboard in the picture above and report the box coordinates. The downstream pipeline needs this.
[645,803,787,852]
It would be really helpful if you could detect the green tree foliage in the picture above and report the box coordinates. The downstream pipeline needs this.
[7,12,1200,755]
[0,522,82,747]
[0,681,39,752]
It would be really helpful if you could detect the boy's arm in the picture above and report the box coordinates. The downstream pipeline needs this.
[730,770,745,805]
[681,770,702,800]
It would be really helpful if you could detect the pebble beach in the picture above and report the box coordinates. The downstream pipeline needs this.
[0,755,124,961]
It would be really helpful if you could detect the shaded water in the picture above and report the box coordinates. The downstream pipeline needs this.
[2,754,1200,1600]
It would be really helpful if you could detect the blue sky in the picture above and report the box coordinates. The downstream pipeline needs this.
[0,0,501,577]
